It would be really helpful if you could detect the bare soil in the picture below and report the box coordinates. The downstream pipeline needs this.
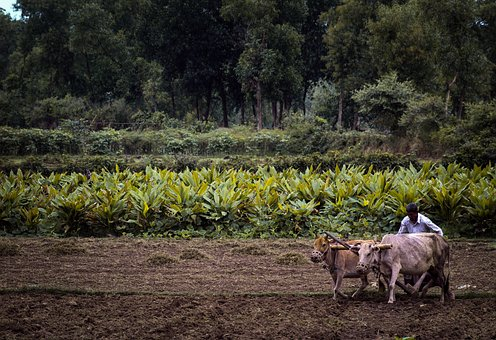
[0,237,495,339]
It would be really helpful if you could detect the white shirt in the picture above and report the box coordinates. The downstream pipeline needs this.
[398,213,443,236]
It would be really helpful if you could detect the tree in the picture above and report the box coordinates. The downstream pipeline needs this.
[222,0,278,130]
[475,0,496,99]
[322,0,375,130]
[300,0,337,115]
[13,0,77,100]
[368,1,440,92]
[0,11,17,79]
[141,0,240,127]
[0,11,21,126]
[352,72,417,134]
[68,2,134,102]
[416,0,492,117]
[263,22,304,128]
[222,0,306,130]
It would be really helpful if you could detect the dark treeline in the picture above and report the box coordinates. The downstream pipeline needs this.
[0,0,495,163]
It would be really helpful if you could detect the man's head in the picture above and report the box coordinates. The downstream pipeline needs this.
[406,202,419,223]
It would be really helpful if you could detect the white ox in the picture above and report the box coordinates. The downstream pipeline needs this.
[354,233,454,304]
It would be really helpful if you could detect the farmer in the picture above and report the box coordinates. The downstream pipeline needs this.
[398,202,443,236]
[398,202,444,285]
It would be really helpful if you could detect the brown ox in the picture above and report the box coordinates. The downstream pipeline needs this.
[310,235,384,299]
[355,233,453,304]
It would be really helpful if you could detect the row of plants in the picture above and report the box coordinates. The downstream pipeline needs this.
[0,125,393,157]
[1,163,495,238]
[0,152,420,175]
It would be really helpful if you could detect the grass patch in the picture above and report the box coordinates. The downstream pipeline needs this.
[275,252,309,265]
[179,249,210,260]
[45,241,86,255]
[0,240,20,256]
[147,253,178,266]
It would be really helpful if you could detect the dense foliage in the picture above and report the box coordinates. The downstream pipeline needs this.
[0,1,494,136]
[1,1,495,238]
[1,164,495,238]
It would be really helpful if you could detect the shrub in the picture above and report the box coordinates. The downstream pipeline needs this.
[25,95,87,129]
[86,129,122,155]
[352,72,418,134]
[0,127,79,155]
[204,133,238,155]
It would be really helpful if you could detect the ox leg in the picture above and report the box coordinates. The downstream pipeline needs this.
[333,271,349,299]
[351,275,369,299]
[330,273,338,300]
[388,267,401,303]
[419,269,447,299]
[439,273,446,303]
[378,277,386,293]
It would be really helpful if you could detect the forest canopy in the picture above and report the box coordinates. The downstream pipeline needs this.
[0,0,495,164]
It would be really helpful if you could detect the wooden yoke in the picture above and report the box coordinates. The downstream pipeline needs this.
[374,243,393,250]
[323,231,353,250]
[329,245,349,250]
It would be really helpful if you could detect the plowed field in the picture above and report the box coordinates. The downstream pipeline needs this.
[1,237,495,339]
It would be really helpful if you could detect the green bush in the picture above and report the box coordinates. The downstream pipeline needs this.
[25,95,87,129]
[205,133,237,155]
[440,101,496,167]
[0,127,79,155]
[86,129,122,155]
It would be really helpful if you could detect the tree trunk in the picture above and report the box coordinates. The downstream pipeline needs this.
[203,85,212,122]
[279,100,285,129]
[337,85,344,129]
[84,53,94,100]
[240,102,245,125]
[220,85,228,128]
[303,83,308,116]
[170,80,176,118]
[256,80,263,131]
[196,96,200,121]
[272,101,277,129]
[445,74,457,117]
[456,90,465,119]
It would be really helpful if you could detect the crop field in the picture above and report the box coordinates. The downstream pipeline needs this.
[0,237,495,339]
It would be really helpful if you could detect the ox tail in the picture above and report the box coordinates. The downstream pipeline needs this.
[444,242,454,300]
